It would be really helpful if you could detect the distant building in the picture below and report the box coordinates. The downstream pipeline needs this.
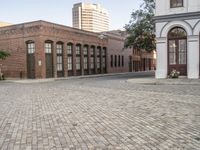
[72,3,109,32]
[0,21,12,27]
[129,49,156,72]
[104,30,156,72]
[154,0,200,79]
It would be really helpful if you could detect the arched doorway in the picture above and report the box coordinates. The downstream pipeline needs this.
[56,42,64,77]
[168,27,187,75]
[26,41,35,79]
[45,41,53,78]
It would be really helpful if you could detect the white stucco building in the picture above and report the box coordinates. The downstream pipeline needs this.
[154,0,200,78]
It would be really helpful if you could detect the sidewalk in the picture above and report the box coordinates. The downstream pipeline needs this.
[127,77,200,85]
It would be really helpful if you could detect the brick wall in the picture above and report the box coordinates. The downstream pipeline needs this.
[0,21,132,79]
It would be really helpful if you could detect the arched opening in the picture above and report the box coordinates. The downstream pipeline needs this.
[102,47,107,73]
[45,40,53,78]
[97,46,101,74]
[67,43,73,76]
[56,42,64,77]
[83,45,89,75]
[26,41,35,79]
[76,44,82,76]
[168,27,187,75]
[90,46,95,74]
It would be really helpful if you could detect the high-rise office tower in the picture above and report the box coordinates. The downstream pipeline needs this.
[72,3,109,32]
[0,21,12,27]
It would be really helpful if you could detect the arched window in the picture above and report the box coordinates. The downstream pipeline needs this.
[102,47,107,73]
[76,44,81,75]
[26,41,35,79]
[168,27,186,39]
[27,41,35,54]
[45,41,53,78]
[56,42,64,77]
[97,46,101,73]
[83,45,89,74]
[67,43,73,76]
[90,46,95,74]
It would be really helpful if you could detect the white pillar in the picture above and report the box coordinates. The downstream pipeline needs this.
[156,38,168,78]
[187,36,199,79]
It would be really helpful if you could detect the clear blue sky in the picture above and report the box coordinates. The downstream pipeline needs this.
[0,0,143,30]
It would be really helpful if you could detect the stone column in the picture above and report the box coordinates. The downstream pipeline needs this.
[155,38,168,79]
[187,36,199,79]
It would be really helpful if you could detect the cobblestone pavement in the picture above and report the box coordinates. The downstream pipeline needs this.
[0,73,200,150]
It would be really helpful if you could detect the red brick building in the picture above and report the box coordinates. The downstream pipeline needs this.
[130,49,156,72]
[105,30,156,73]
[0,21,132,79]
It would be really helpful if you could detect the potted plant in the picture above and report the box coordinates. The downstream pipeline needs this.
[169,69,180,78]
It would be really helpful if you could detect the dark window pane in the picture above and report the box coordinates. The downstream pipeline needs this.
[171,0,183,8]
[111,55,113,67]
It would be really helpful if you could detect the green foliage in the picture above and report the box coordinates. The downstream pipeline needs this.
[0,50,10,60]
[125,0,155,52]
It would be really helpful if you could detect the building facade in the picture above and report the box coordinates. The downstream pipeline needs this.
[155,0,200,78]
[72,3,109,32]
[105,30,156,73]
[0,21,131,79]
[129,49,156,72]
[103,31,132,73]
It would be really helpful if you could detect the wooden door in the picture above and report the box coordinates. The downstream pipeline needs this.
[168,39,187,75]
[46,53,53,78]
[27,54,35,79]
[27,42,35,79]
[168,27,187,76]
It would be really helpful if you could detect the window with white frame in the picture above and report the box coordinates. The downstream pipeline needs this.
[67,44,73,71]
[76,45,81,55]
[56,44,63,71]
[45,43,52,53]
[76,56,81,70]
[27,43,35,54]
[68,57,72,71]
[67,44,73,55]
[84,57,88,69]
[90,46,95,69]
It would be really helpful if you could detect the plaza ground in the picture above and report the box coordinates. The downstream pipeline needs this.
[0,72,200,150]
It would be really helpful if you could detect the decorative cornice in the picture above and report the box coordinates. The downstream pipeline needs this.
[154,11,200,23]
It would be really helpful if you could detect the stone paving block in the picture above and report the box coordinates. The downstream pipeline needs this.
[0,76,200,150]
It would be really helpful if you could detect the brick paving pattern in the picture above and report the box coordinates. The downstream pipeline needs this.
[0,74,200,150]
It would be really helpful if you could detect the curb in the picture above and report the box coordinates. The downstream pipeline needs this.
[4,71,155,84]
[127,78,200,85]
